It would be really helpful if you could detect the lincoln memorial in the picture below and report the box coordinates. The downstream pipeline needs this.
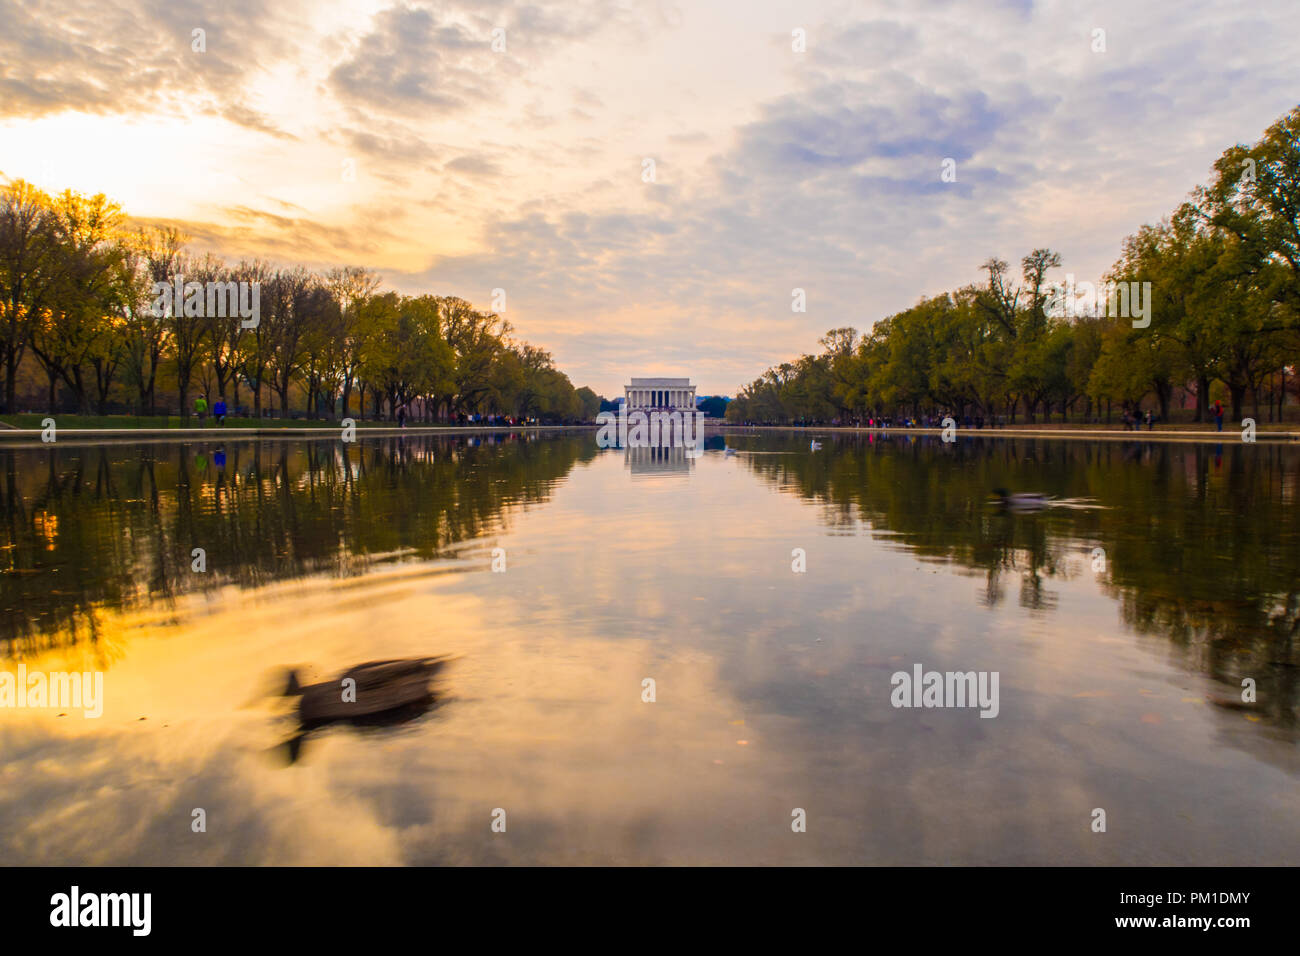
[624,377,696,411]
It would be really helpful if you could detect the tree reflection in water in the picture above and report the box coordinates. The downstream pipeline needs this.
[727,433,1300,733]
[0,434,595,658]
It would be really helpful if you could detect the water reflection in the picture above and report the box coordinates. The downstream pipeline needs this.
[724,432,1300,736]
[0,433,594,657]
[0,432,1296,864]
[624,444,696,477]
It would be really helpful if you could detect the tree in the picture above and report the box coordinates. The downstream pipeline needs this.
[27,190,129,413]
[263,267,322,417]
[439,296,509,415]
[1199,104,1300,316]
[124,225,185,414]
[325,266,382,418]
[361,294,455,420]
[0,181,58,412]
[203,259,269,411]
[575,386,602,420]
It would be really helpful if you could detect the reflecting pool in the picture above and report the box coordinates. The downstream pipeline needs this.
[1,431,1296,864]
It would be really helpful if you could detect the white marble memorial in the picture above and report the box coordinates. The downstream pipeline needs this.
[624,377,696,411]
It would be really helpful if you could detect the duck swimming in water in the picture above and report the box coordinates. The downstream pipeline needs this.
[279,656,452,762]
[810,440,823,451]
[285,657,451,726]
[991,488,1056,511]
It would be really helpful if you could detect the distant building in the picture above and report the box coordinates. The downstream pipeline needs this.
[624,377,695,411]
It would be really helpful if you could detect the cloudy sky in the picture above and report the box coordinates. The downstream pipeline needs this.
[2,0,1298,397]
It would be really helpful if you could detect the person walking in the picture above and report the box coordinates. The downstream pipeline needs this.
[1214,399,1224,432]
[212,398,227,425]
[194,395,208,424]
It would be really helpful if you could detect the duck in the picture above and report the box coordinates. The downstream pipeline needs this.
[285,656,451,728]
[278,656,452,764]
[810,440,823,451]
[991,488,1056,511]
[724,447,737,457]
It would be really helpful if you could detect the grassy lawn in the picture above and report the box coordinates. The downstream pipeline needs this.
[1,414,424,430]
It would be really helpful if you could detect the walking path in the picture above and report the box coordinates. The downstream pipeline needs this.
[1,421,1295,445]
[718,424,1300,444]
[0,424,595,444]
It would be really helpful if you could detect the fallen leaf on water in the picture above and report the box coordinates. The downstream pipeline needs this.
[1244,714,1262,722]
[1140,713,1162,724]
[736,740,749,746]
[1181,697,1203,704]
[729,719,744,726]
[1073,691,1110,698]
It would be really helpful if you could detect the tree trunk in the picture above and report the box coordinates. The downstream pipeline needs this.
[5,351,17,414]
[1195,375,1209,423]
[1229,383,1246,422]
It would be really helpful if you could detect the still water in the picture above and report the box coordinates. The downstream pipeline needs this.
[1,431,1297,864]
